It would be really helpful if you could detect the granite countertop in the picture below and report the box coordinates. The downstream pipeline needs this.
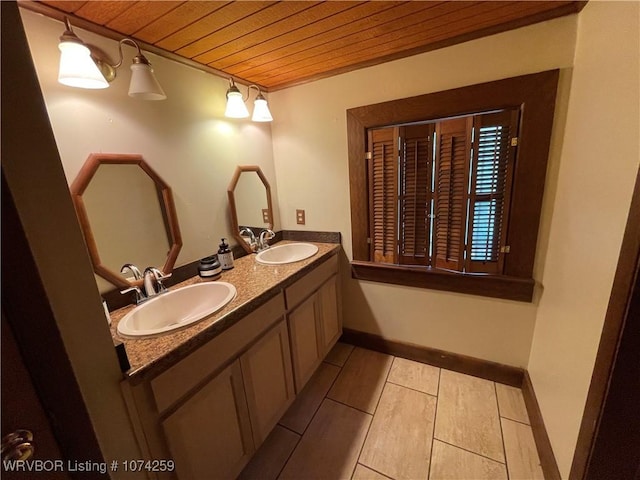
[109,241,340,384]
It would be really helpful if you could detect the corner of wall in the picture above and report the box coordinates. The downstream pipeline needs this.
[526,1,640,476]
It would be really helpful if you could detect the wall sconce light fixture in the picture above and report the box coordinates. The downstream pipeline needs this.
[224,79,273,122]
[58,17,166,100]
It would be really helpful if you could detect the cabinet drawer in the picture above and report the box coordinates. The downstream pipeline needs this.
[285,254,338,310]
[152,293,285,414]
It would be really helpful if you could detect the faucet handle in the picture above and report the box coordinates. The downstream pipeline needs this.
[146,267,170,278]
[145,267,171,293]
[156,272,172,292]
[120,286,144,304]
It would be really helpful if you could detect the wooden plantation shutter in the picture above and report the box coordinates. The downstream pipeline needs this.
[465,110,518,273]
[368,128,398,263]
[398,124,433,265]
[433,117,472,271]
[366,109,519,273]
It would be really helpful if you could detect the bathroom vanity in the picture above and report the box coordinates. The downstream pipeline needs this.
[110,241,341,479]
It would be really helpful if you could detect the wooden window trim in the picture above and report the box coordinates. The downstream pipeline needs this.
[351,261,535,302]
[347,70,559,302]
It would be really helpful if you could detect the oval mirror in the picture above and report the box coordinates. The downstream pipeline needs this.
[70,153,182,288]
[227,165,273,254]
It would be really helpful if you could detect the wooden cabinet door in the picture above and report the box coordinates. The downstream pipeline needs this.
[241,319,295,447]
[162,360,254,480]
[318,275,341,356]
[288,294,322,392]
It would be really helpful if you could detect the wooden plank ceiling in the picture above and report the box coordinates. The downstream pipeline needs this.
[25,1,585,91]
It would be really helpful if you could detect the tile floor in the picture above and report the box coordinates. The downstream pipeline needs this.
[239,343,544,480]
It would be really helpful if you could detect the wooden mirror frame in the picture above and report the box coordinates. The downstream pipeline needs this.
[227,165,273,254]
[69,153,182,288]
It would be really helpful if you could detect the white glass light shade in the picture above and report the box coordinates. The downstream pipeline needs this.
[225,90,249,118]
[128,62,166,100]
[252,97,273,122]
[58,41,109,89]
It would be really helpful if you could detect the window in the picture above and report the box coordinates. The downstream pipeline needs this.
[347,70,560,302]
[369,109,518,275]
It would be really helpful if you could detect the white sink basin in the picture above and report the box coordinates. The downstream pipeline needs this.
[117,282,236,338]
[256,243,319,265]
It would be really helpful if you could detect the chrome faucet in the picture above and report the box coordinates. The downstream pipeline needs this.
[120,263,142,281]
[258,229,275,251]
[119,263,171,304]
[239,227,258,252]
[143,267,171,298]
[120,263,145,304]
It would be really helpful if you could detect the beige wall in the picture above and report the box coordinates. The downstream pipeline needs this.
[528,1,640,477]
[270,15,579,367]
[20,9,280,293]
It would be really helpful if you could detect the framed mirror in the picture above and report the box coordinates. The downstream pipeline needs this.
[70,153,182,288]
[227,165,273,254]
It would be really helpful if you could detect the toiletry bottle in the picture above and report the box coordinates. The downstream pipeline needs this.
[218,238,234,270]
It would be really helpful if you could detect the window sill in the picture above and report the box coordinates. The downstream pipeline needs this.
[351,260,535,302]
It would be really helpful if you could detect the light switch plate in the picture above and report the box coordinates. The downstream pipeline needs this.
[296,209,306,225]
[262,209,270,223]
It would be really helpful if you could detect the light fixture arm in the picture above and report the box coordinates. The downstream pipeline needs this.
[112,38,150,70]
[59,17,83,45]
[246,84,263,102]
[226,79,266,102]
[90,37,154,84]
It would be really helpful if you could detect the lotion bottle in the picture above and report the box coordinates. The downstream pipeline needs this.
[218,238,234,270]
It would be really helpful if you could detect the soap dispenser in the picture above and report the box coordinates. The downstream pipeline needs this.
[218,238,234,270]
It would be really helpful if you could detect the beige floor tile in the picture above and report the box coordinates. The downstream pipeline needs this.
[387,357,440,395]
[360,382,436,479]
[243,348,531,480]
[501,418,544,480]
[325,342,354,367]
[429,440,507,480]
[327,347,393,414]
[279,399,372,479]
[238,425,300,480]
[279,362,341,434]
[495,383,530,424]
[434,370,505,462]
[352,464,393,480]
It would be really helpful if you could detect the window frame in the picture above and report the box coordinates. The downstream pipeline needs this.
[347,70,560,302]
